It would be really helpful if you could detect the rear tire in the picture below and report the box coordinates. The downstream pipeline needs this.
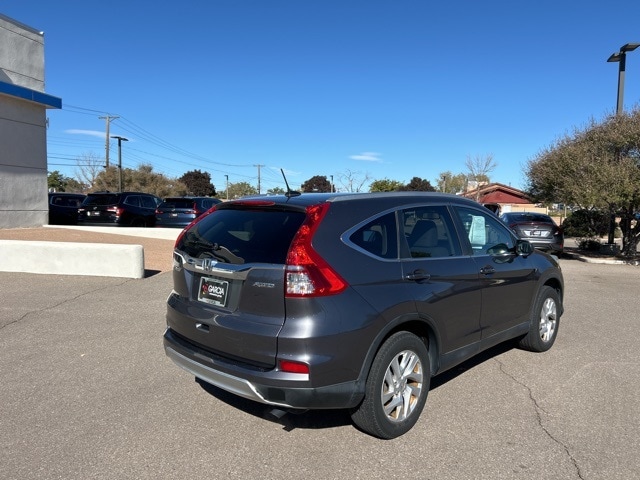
[350,332,430,439]
[518,285,560,352]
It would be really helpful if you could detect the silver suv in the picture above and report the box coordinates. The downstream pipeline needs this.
[163,192,564,439]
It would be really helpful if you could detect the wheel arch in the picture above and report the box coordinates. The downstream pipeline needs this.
[357,315,442,385]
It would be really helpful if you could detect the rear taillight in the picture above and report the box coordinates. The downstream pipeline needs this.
[113,207,122,216]
[285,203,347,297]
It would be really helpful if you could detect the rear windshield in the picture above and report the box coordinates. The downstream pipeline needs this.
[160,199,194,209]
[177,208,306,264]
[504,213,553,223]
[83,194,120,206]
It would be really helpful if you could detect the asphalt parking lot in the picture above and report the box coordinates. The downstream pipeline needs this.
[1,258,639,480]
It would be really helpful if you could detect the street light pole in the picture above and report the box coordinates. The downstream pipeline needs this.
[605,43,640,246]
[110,135,128,192]
[607,43,640,114]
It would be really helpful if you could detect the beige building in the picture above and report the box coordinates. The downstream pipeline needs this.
[0,14,61,228]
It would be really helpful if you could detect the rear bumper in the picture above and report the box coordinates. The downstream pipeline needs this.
[163,328,364,410]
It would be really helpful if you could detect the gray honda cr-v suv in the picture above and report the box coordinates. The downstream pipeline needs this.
[163,192,564,439]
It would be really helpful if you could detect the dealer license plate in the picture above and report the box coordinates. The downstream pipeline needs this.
[198,277,229,307]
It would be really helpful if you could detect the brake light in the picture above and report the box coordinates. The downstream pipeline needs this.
[285,203,347,297]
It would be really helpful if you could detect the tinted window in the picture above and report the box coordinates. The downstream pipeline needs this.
[350,212,397,259]
[161,199,194,209]
[402,206,461,258]
[502,213,554,224]
[140,196,157,208]
[51,195,84,207]
[83,194,120,206]
[455,207,515,254]
[177,208,306,264]
[124,195,141,207]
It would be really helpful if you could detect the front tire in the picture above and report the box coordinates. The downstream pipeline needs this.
[518,285,560,352]
[351,332,430,439]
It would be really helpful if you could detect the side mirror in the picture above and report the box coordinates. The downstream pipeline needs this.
[516,239,534,257]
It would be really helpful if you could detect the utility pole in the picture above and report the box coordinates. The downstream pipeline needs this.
[225,174,229,200]
[254,164,264,194]
[111,135,128,192]
[99,115,119,167]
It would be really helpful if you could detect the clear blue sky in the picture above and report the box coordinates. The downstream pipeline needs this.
[4,1,640,193]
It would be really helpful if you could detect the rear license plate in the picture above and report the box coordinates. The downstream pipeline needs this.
[531,230,542,236]
[198,277,229,307]
[170,213,178,217]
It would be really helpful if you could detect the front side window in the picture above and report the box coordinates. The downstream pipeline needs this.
[455,207,515,255]
[401,206,461,258]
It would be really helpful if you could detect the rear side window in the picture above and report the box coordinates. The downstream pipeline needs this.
[140,196,157,208]
[350,212,398,259]
[177,208,306,264]
[124,195,141,207]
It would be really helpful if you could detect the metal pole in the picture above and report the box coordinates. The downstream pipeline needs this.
[616,52,626,115]
[110,135,128,192]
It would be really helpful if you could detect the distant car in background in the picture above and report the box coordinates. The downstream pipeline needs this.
[48,192,86,225]
[78,191,162,227]
[500,212,564,255]
[155,197,222,228]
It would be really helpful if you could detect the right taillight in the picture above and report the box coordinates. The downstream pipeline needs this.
[285,203,347,297]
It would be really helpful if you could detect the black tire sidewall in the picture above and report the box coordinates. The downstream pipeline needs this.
[358,332,430,439]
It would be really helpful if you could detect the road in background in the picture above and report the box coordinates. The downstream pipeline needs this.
[0,259,638,480]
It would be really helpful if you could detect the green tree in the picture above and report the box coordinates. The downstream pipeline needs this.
[369,178,404,192]
[179,170,216,196]
[436,171,467,194]
[267,186,286,195]
[228,181,258,199]
[301,175,332,192]
[47,171,68,191]
[399,177,436,192]
[526,109,640,255]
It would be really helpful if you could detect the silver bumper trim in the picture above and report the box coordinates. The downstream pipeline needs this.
[164,345,294,408]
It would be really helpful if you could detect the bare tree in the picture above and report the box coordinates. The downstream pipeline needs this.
[74,152,106,191]
[337,169,371,192]
[465,154,497,200]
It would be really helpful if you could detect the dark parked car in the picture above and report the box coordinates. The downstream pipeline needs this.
[48,192,86,225]
[163,192,564,439]
[78,191,162,227]
[500,212,564,255]
[155,197,222,228]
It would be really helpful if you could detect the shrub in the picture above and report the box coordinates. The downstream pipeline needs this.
[562,209,610,238]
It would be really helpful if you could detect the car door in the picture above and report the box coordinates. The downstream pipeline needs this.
[452,206,538,341]
[399,205,482,358]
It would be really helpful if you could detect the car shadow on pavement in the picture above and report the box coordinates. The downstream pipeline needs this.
[194,341,516,434]
[196,378,352,432]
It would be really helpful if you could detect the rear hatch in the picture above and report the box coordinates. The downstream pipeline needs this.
[166,202,307,368]
[78,193,120,221]
[512,221,554,240]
